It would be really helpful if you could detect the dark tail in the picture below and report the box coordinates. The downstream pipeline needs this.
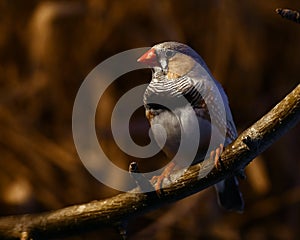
[215,176,244,212]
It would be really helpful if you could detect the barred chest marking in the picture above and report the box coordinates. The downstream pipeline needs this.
[143,75,213,161]
[143,74,210,124]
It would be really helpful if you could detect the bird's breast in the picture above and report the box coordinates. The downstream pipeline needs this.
[147,106,212,163]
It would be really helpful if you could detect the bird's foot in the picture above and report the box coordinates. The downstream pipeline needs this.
[151,162,176,195]
[210,144,224,170]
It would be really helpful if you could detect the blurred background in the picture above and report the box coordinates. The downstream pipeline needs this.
[0,0,300,239]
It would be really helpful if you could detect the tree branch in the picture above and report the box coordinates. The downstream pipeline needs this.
[0,84,299,239]
[276,8,300,24]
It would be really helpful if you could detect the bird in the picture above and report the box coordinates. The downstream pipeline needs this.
[137,41,244,212]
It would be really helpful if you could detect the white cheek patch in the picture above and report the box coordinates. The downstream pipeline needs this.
[160,58,168,72]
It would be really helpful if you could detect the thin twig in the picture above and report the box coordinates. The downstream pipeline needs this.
[276,8,300,24]
[0,84,299,239]
[129,162,155,193]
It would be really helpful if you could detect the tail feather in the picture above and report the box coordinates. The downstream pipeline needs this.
[215,176,244,212]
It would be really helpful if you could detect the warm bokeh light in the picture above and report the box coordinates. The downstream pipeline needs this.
[0,1,299,239]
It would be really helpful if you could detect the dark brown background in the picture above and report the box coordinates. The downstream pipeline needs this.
[0,1,299,239]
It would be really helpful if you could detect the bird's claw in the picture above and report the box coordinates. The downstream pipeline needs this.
[210,144,224,170]
[151,162,175,195]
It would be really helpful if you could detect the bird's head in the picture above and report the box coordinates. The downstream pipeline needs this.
[138,42,207,80]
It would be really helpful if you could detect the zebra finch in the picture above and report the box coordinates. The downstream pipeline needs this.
[138,42,244,212]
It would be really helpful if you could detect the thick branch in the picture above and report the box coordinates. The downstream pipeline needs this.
[0,84,299,239]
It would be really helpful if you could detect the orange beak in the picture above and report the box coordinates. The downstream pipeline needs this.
[137,48,158,66]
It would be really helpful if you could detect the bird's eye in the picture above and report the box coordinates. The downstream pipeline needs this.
[165,50,175,58]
